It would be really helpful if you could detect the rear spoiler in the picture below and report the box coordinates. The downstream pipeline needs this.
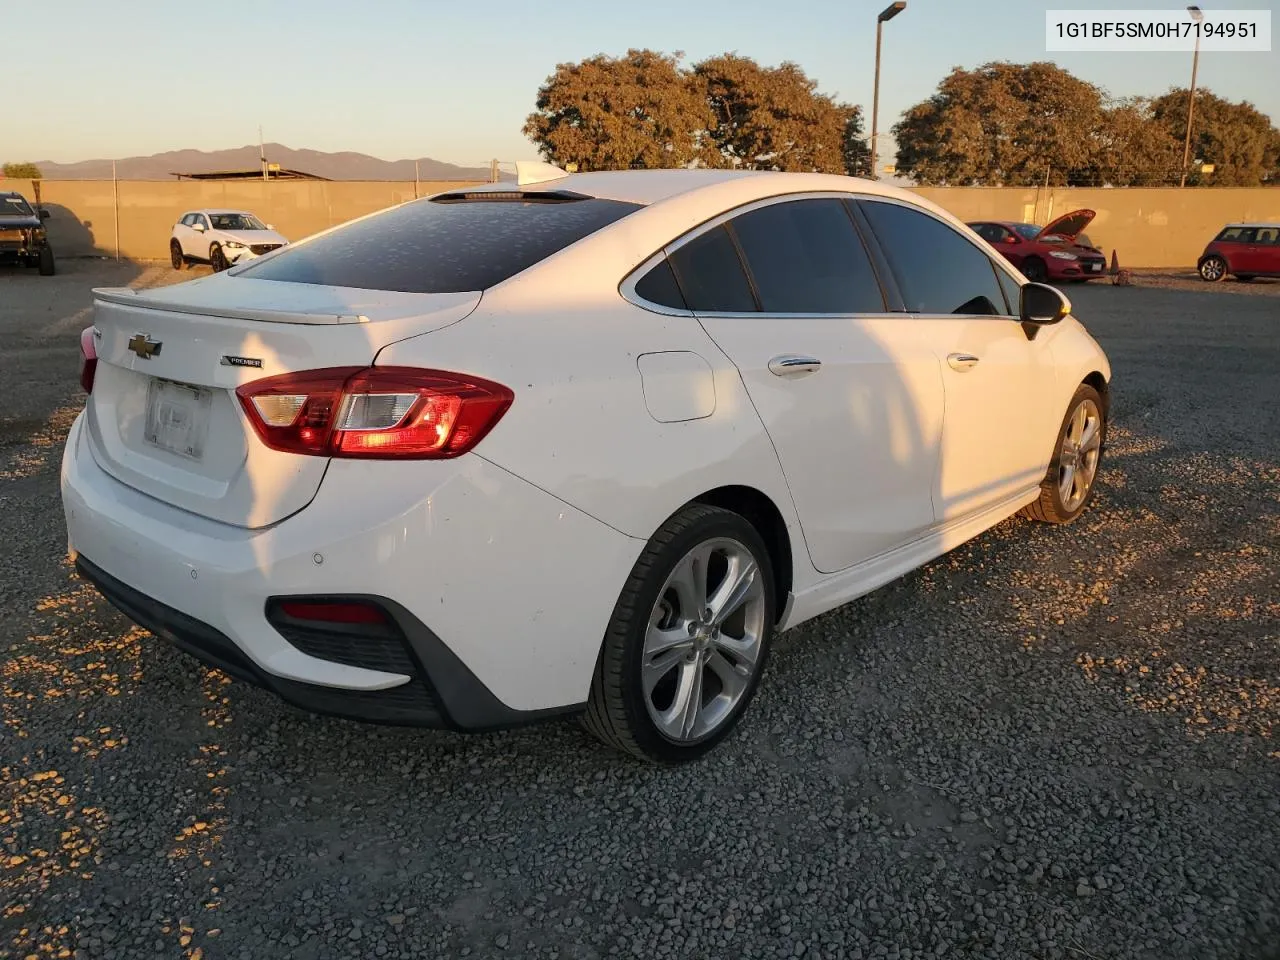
[91,287,370,326]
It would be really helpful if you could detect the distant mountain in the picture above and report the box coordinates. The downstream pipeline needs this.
[30,143,495,181]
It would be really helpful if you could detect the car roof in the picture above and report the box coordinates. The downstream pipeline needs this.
[454,168,919,208]
[1222,222,1280,229]
[193,208,256,216]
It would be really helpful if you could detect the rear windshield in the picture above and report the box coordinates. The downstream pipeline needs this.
[236,194,642,293]
[1,195,34,217]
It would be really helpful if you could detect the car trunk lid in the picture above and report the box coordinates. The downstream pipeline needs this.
[84,276,480,529]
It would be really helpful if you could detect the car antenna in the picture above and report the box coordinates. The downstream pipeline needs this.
[515,160,570,186]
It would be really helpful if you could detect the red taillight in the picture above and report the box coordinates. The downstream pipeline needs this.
[235,366,514,460]
[277,600,387,625]
[79,327,98,394]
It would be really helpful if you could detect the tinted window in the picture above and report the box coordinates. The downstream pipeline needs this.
[1216,227,1254,243]
[970,222,1005,244]
[1256,227,1279,245]
[633,257,688,310]
[238,196,641,293]
[668,225,757,313]
[861,201,1008,316]
[994,266,1022,316]
[728,198,885,313]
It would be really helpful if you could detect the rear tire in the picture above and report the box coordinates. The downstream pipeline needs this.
[1198,255,1227,282]
[170,240,185,270]
[1021,384,1106,525]
[1021,257,1048,283]
[37,246,55,276]
[583,504,776,763]
[210,244,227,272]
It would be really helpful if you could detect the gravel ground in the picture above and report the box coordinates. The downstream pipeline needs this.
[2,260,1278,960]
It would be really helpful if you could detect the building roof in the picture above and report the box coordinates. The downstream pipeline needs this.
[171,168,330,181]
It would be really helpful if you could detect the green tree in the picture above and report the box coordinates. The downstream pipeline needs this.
[892,62,1109,185]
[842,108,870,177]
[1148,89,1280,186]
[695,54,851,173]
[1091,98,1183,186]
[523,49,714,171]
[2,162,42,179]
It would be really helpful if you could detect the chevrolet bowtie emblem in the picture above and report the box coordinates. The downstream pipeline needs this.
[128,333,162,359]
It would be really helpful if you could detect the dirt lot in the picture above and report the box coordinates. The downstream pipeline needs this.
[1,261,1278,960]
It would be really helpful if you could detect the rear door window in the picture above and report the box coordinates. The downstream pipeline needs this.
[727,198,886,313]
[237,194,642,293]
[667,225,758,313]
[859,200,1007,316]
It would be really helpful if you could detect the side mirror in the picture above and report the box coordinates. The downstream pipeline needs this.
[193,222,206,232]
[1020,281,1070,326]
[266,223,275,230]
[39,208,50,220]
[1003,234,1020,244]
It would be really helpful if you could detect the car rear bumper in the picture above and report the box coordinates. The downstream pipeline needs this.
[61,411,644,729]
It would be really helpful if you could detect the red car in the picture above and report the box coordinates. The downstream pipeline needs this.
[1197,223,1280,282]
[968,209,1108,284]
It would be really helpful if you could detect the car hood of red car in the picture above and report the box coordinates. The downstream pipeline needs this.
[1038,208,1096,240]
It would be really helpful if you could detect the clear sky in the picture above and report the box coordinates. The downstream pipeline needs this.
[9,0,1278,166]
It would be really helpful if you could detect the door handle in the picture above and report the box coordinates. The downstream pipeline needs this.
[768,355,822,377]
[947,353,980,372]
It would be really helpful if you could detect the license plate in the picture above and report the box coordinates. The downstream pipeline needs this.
[1089,262,1102,271]
[144,379,212,460]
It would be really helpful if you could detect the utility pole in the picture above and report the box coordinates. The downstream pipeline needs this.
[414,159,420,198]
[870,2,906,180]
[490,158,499,183]
[259,125,268,182]
[1180,6,1204,188]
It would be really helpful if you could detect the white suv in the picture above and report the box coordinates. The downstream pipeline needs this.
[169,209,288,272]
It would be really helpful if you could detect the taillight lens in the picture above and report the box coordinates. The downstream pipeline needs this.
[236,366,514,459]
[79,327,98,394]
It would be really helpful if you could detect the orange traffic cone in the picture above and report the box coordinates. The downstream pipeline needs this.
[1109,250,1119,275]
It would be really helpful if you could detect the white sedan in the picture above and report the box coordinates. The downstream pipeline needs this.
[64,167,1110,763]
[169,209,288,272]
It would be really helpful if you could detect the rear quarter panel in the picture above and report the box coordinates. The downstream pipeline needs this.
[373,294,816,591]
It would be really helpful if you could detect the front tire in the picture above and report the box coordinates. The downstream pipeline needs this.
[210,244,227,272]
[1021,384,1106,525]
[37,246,55,276]
[1021,257,1049,284]
[1198,255,1227,282]
[170,240,185,270]
[583,504,776,763]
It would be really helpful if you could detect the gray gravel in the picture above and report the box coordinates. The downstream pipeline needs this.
[2,261,1278,960]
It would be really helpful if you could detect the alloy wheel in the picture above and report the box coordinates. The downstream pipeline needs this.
[1058,397,1102,512]
[640,537,767,743]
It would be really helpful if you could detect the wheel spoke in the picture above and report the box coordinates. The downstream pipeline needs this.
[642,648,686,699]
[712,630,759,668]
[1059,463,1076,503]
[667,544,712,619]
[1070,403,1087,443]
[655,658,701,738]
[706,650,749,701]
[1079,414,1101,453]
[646,624,694,658]
[706,556,757,626]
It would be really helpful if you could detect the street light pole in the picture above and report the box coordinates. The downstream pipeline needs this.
[1180,5,1204,187]
[870,1,906,180]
